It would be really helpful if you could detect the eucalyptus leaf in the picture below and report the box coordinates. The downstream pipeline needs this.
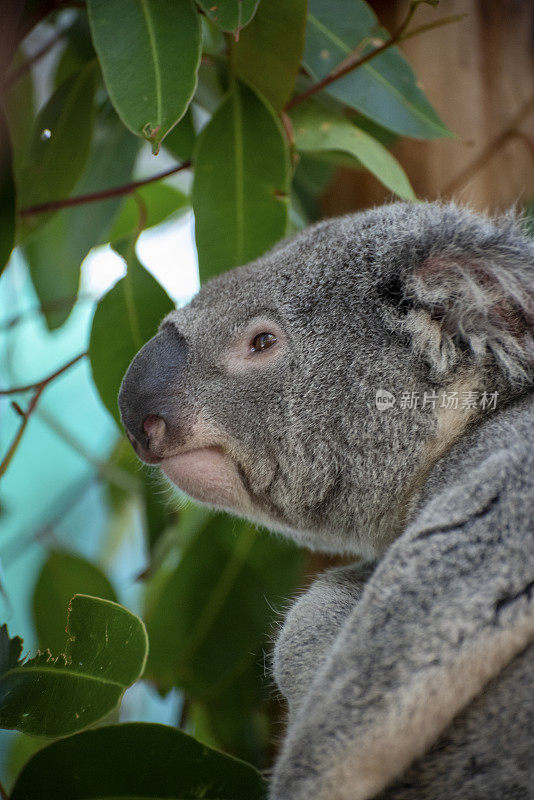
[32,551,117,654]
[232,0,307,109]
[108,183,189,244]
[18,62,98,240]
[89,250,174,426]
[10,722,268,800]
[2,49,35,181]
[191,656,270,766]
[0,595,148,738]
[22,107,140,329]
[105,436,174,553]
[144,515,304,697]
[291,103,415,200]
[54,13,97,86]
[162,108,196,162]
[194,61,228,114]
[196,0,260,36]
[303,0,451,139]
[292,153,335,223]
[87,0,201,152]
[192,81,290,282]
[5,734,45,792]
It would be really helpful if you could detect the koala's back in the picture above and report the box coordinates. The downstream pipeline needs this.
[378,642,534,800]
[271,393,534,800]
[378,394,534,799]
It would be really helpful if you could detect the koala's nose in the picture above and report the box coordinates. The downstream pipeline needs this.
[118,325,188,462]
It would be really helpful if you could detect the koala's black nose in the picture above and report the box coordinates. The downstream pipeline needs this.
[118,325,188,462]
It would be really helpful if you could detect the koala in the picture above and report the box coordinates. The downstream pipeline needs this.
[119,201,534,800]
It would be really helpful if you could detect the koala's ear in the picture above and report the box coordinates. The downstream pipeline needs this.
[383,248,534,385]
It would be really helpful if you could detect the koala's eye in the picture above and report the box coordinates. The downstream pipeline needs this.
[251,332,277,353]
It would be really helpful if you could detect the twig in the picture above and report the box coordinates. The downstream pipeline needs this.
[0,352,86,478]
[285,6,465,112]
[36,407,141,492]
[2,475,98,568]
[443,95,534,196]
[5,30,64,88]
[0,351,86,395]
[19,161,192,218]
[0,778,9,800]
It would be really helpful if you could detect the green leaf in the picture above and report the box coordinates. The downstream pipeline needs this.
[18,62,98,240]
[87,0,201,152]
[0,107,16,276]
[105,436,175,554]
[0,596,148,738]
[32,551,117,654]
[292,153,335,223]
[5,734,46,792]
[162,108,196,162]
[144,515,304,697]
[192,81,290,282]
[2,50,35,182]
[303,0,451,139]
[54,13,97,86]
[89,250,174,426]
[190,656,271,766]
[11,722,268,800]
[231,0,307,109]
[196,0,260,36]
[107,183,189,244]
[22,106,140,330]
[194,60,228,114]
[291,103,415,200]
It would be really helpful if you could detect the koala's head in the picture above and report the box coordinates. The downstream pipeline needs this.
[119,202,534,557]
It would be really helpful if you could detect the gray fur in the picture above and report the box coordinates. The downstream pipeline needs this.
[271,393,534,799]
[119,201,534,799]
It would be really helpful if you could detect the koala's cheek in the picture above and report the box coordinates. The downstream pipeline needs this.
[160,447,250,511]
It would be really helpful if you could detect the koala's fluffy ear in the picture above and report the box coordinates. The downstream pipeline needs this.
[382,241,534,385]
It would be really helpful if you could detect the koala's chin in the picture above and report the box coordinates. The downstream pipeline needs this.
[160,446,252,514]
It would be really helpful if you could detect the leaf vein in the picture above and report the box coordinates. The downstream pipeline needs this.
[140,0,162,124]
[0,665,124,688]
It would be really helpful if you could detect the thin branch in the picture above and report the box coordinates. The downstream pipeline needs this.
[0,778,9,800]
[0,393,40,479]
[443,95,534,196]
[5,30,64,88]
[0,353,86,479]
[0,351,86,395]
[284,7,465,112]
[36,407,141,492]
[2,475,98,568]
[398,13,466,43]
[19,161,192,218]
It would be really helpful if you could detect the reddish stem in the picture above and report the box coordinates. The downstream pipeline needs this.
[0,352,87,478]
[284,12,465,113]
[19,161,192,218]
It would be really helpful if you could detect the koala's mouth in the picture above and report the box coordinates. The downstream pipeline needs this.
[160,446,251,510]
